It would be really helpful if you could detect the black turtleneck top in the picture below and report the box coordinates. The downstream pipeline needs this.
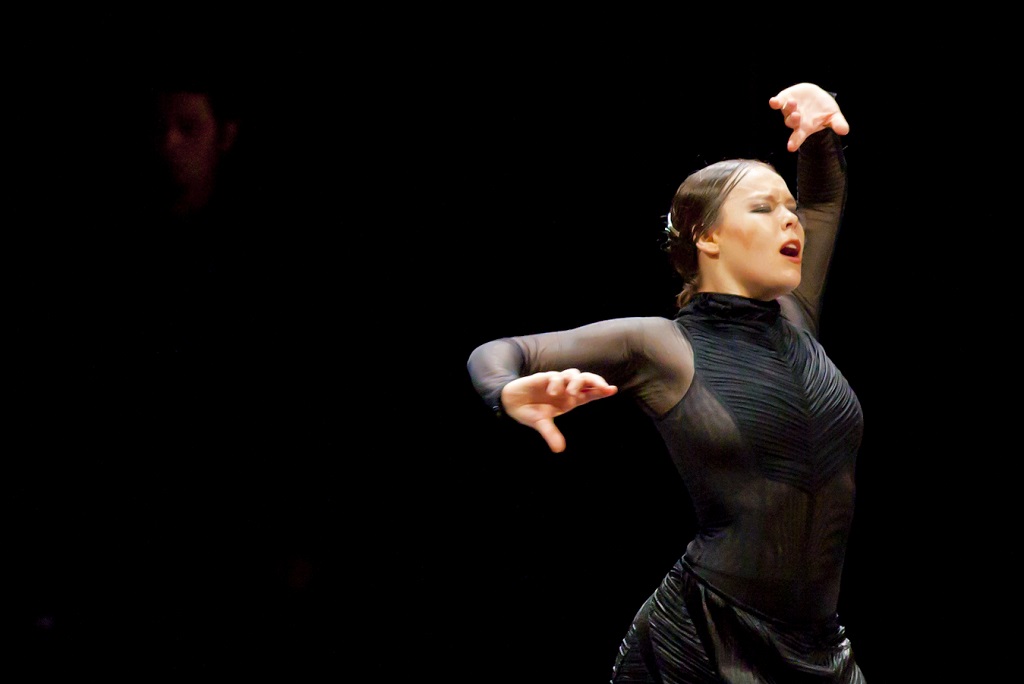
[467,129,859,624]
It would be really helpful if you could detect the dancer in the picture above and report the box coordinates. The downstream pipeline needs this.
[467,82,864,682]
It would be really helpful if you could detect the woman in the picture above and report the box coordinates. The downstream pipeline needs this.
[466,83,864,682]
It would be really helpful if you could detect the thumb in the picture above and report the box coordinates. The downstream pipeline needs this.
[828,111,850,136]
[535,419,567,453]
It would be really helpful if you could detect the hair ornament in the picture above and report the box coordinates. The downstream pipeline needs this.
[664,212,678,238]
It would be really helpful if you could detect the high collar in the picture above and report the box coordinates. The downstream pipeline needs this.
[676,292,781,324]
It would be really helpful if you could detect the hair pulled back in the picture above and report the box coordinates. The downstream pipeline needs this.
[663,159,778,308]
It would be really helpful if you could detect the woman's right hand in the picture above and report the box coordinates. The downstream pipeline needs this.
[501,369,618,453]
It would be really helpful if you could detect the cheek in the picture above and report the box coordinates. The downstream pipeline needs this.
[730,227,770,254]
[718,212,763,252]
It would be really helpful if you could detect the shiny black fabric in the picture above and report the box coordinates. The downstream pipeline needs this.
[657,293,862,623]
[611,560,865,684]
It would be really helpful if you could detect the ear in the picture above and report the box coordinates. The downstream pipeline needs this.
[695,229,720,257]
[219,120,239,152]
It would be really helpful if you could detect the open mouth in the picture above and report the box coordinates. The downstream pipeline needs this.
[780,240,801,258]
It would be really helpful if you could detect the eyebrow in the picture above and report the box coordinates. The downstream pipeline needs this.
[743,191,795,203]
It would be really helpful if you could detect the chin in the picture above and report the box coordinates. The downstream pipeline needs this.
[765,277,800,300]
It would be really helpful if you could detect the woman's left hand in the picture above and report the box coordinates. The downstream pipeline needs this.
[769,83,850,152]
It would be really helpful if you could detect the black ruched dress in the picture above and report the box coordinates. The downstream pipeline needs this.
[466,129,866,683]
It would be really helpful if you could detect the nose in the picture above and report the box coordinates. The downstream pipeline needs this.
[782,207,801,232]
[161,125,185,154]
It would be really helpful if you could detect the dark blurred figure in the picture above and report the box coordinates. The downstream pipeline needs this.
[114,76,267,366]
[14,70,338,677]
[149,87,241,220]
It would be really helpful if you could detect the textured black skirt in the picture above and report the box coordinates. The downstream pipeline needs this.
[610,558,865,683]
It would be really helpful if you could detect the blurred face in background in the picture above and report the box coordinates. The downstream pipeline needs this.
[152,91,237,216]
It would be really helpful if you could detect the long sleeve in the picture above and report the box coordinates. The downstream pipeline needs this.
[467,316,694,419]
[782,128,848,337]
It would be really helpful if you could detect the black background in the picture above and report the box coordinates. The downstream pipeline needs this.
[10,11,1014,682]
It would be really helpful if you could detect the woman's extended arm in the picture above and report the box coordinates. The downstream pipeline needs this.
[467,316,693,452]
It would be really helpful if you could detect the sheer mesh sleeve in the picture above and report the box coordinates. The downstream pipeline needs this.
[467,316,694,419]
[781,129,848,337]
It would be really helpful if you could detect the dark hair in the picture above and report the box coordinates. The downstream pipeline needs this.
[664,158,778,308]
[149,83,245,124]
[145,57,247,123]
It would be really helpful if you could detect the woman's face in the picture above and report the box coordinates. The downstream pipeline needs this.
[702,165,803,301]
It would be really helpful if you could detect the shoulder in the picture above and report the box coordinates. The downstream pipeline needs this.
[596,316,689,347]
[778,294,818,338]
